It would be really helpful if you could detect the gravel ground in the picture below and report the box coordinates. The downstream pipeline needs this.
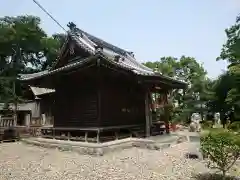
[0,142,211,180]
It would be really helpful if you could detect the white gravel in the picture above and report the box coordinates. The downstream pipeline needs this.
[0,142,209,180]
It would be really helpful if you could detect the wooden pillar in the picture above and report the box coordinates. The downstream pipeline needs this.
[163,92,170,134]
[115,131,119,140]
[85,132,88,142]
[97,58,102,127]
[67,132,70,141]
[145,91,150,137]
[25,113,31,127]
[96,130,100,143]
[53,129,55,139]
[13,114,17,126]
[148,93,153,127]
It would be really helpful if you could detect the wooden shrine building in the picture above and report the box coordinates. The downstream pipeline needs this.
[20,23,186,142]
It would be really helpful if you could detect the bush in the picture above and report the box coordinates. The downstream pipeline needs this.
[228,121,240,132]
[200,129,240,180]
[201,121,213,129]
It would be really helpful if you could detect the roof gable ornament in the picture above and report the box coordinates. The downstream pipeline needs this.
[67,22,77,32]
[67,22,83,37]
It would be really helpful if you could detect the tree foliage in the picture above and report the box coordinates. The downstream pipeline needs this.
[144,56,208,123]
[144,13,240,125]
[0,15,62,73]
[0,15,63,105]
[216,15,240,122]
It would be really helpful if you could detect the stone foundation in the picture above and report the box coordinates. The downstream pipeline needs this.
[21,136,186,156]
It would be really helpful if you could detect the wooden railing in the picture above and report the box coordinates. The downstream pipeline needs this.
[0,117,15,127]
[15,126,42,137]
[0,116,19,142]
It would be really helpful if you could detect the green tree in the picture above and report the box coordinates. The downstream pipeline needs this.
[0,15,62,74]
[144,56,208,123]
[0,15,62,121]
[217,14,240,122]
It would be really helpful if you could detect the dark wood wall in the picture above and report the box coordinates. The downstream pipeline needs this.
[54,70,99,127]
[39,93,55,125]
[53,66,146,128]
[100,84,145,127]
[99,68,146,127]
[40,94,54,117]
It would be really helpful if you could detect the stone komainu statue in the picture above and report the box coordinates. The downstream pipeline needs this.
[189,113,201,132]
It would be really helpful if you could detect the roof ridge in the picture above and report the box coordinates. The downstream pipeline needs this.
[76,28,130,56]
[74,28,154,73]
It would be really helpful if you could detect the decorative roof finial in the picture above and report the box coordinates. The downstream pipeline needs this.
[67,22,77,31]
[67,22,82,37]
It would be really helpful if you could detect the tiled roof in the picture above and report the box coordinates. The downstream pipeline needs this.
[68,28,154,75]
[20,70,49,81]
[19,57,92,81]
[19,27,186,87]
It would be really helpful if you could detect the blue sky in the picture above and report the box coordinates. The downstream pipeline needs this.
[1,0,239,78]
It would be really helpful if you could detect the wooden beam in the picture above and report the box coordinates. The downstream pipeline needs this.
[143,79,186,90]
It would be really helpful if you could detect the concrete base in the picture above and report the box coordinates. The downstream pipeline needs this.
[22,137,153,156]
[21,136,186,156]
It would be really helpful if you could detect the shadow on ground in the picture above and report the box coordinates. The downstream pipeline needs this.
[193,173,239,180]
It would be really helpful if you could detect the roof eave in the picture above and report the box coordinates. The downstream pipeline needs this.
[20,55,99,81]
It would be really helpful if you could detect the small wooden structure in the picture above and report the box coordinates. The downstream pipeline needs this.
[0,115,19,142]
[20,24,186,142]
[23,86,55,126]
